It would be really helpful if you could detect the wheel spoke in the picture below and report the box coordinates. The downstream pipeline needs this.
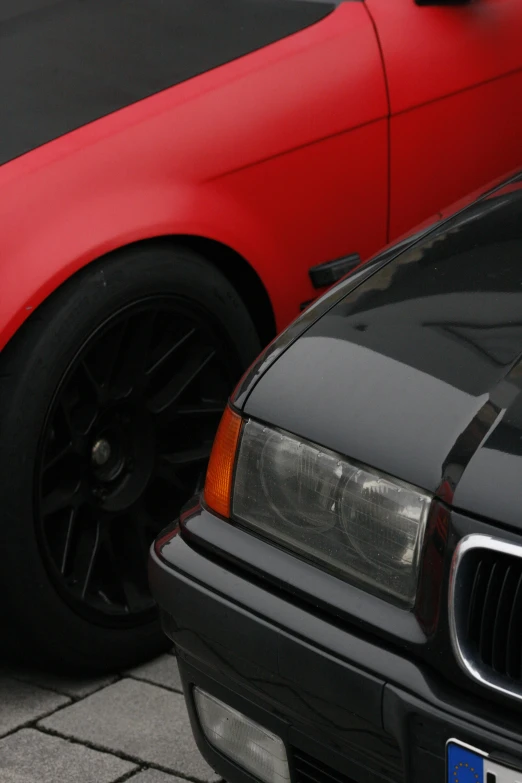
[107,319,129,363]
[160,443,212,466]
[148,346,217,415]
[83,529,100,598]
[110,527,148,613]
[55,397,75,442]
[53,390,95,450]
[60,508,77,574]
[97,530,127,610]
[43,441,73,472]
[110,312,157,398]
[41,482,80,516]
[70,521,101,599]
[146,327,196,377]
[80,318,129,405]
[73,403,99,438]
[80,360,103,401]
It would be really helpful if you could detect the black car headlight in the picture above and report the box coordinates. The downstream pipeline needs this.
[205,411,431,607]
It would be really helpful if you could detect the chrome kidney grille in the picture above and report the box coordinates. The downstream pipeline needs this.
[449,534,522,701]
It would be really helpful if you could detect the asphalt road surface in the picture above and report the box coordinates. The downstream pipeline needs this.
[0,650,220,783]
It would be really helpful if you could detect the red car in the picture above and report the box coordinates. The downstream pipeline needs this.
[1,0,520,673]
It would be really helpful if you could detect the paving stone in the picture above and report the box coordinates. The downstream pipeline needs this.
[127,655,182,692]
[0,661,117,698]
[0,728,136,783]
[40,678,219,781]
[0,677,70,737]
[127,771,189,783]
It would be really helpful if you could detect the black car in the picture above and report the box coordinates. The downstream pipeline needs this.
[150,170,522,783]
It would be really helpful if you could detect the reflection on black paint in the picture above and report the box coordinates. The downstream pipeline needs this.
[245,174,522,527]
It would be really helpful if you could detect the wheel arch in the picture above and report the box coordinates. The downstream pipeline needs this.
[163,235,277,347]
[0,233,277,353]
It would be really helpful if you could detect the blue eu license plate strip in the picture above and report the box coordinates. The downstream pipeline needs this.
[447,740,522,783]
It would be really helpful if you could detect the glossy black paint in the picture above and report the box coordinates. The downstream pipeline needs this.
[149,170,522,783]
[150,507,522,783]
[232,221,443,410]
[152,524,386,727]
[179,656,402,783]
[153,500,522,705]
[243,174,522,529]
[181,506,427,646]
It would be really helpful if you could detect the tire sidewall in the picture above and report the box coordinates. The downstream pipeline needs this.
[0,244,261,671]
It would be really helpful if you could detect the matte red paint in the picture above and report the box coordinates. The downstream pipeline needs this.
[365,0,522,113]
[0,0,521,352]
[389,70,522,237]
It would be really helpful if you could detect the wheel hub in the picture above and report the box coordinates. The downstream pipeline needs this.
[89,406,156,513]
[91,438,112,466]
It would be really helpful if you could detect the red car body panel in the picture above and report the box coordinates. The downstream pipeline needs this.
[366,0,522,112]
[389,70,522,237]
[0,0,521,351]
[365,0,522,237]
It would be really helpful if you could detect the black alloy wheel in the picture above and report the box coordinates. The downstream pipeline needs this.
[0,244,261,672]
[37,297,238,625]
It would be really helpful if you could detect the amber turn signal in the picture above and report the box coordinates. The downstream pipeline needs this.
[204,406,243,518]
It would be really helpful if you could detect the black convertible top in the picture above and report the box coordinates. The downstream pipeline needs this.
[0,0,336,166]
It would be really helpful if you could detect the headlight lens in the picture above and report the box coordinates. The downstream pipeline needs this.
[232,420,431,606]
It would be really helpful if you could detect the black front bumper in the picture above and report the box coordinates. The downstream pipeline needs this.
[149,520,522,783]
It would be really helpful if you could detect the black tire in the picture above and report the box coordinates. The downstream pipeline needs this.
[0,243,261,674]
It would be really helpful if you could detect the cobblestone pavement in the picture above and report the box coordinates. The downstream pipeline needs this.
[0,650,220,783]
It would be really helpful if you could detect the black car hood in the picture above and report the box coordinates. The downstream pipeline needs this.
[0,0,336,166]
[243,175,522,530]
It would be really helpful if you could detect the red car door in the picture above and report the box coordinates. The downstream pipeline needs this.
[366,0,522,239]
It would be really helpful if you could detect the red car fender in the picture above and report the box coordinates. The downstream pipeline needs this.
[0,167,283,351]
[0,0,386,350]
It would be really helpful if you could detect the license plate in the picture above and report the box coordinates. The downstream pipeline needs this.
[447,739,522,783]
